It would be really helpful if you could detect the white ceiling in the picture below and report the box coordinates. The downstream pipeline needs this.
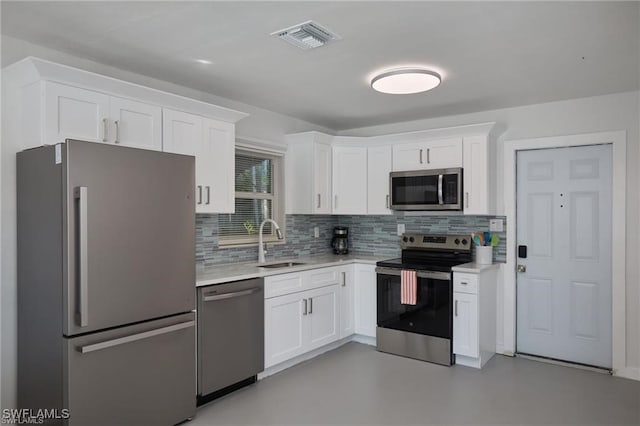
[2,1,638,131]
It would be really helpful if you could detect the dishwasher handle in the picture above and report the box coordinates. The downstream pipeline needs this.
[203,287,261,302]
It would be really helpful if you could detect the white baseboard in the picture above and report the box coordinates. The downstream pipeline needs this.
[351,334,376,346]
[614,367,640,381]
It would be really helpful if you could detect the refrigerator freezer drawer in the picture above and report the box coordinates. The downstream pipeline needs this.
[64,313,195,426]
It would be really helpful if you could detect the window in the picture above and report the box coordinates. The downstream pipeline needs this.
[218,148,284,246]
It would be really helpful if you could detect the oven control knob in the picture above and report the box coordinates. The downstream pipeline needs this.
[454,238,460,245]
[409,237,415,243]
[402,236,408,243]
[462,238,468,245]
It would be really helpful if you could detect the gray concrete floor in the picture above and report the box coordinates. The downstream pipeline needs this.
[192,342,640,425]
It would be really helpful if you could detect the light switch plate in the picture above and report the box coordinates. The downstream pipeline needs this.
[489,219,504,232]
[314,227,319,238]
[397,223,405,236]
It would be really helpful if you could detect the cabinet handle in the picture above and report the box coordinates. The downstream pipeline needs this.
[303,299,308,316]
[317,194,321,209]
[465,192,469,208]
[334,195,338,209]
[342,271,346,287]
[461,281,468,286]
[419,149,423,164]
[386,194,390,208]
[309,297,313,314]
[102,118,108,142]
[197,185,202,205]
[206,186,210,205]
[427,148,430,164]
[114,120,120,144]
[455,300,458,317]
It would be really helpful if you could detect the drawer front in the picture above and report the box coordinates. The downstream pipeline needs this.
[307,267,341,291]
[265,273,304,298]
[453,272,478,294]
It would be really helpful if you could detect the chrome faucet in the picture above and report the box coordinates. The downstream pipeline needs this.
[258,219,284,264]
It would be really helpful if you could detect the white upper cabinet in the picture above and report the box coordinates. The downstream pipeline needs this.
[332,146,367,215]
[45,82,162,150]
[367,145,392,215]
[164,109,231,214]
[462,135,495,215]
[44,82,110,144]
[392,137,462,171]
[286,133,333,214]
[108,96,162,150]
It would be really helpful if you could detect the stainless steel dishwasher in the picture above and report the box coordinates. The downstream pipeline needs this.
[197,278,264,405]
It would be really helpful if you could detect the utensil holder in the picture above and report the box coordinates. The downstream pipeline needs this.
[475,246,493,265]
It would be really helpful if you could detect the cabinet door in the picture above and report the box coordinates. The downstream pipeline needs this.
[338,266,355,339]
[424,137,463,168]
[332,147,367,214]
[264,293,306,368]
[305,285,340,351]
[354,264,377,337]
[202,118,235,213]
[367,145,392,214]
[392,141,424,171]
[162,109,204,209]
[462,135,489,214]
[453,292,479,358]
[109,96,162,150]
[313,143,332,213]
[44,82,110,144]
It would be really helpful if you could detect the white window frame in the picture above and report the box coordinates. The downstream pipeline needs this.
[218,146,285,247]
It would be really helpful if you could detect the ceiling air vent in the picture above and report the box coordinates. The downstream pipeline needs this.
[271,20,340,50]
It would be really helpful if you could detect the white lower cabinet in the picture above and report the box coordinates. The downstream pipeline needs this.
[452,267,498,368]
[306,285,340,351]
[354,264,377,337]
[338,266,355,339]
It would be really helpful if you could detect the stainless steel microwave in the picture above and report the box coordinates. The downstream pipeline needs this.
[389,168,463,211]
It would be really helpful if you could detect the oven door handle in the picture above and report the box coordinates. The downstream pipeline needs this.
[375,267,450,281]
[438,174,444,205]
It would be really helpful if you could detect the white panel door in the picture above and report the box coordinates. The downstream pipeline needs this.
[44,82,109,144]
[516,145,612,368]
[332,147,367,214]
[202,118,235,213]
[264,293,306,368]
[109,96,162,150]
[453,292,478,358]
[314,143,332,213]
[354,264,377,337]
[367,145,393,214]
[338,266,355,339]
[306,285,339,351]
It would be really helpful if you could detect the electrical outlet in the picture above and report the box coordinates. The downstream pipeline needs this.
[397,223,405,236]
[314,226,319,238]
[489,219,504,232]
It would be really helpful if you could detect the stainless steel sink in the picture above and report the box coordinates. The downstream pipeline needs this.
[259,261,306,269]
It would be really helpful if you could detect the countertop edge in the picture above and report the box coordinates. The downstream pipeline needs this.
[451,262,501,273]
[196,257,382,287]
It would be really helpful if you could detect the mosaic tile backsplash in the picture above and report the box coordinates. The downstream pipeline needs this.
[196,214,507,266]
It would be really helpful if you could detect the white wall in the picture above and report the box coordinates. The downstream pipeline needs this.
[340,91,640,375]
[0,35,335,410]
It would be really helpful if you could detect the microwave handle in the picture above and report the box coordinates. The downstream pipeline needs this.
[437,174,444,205]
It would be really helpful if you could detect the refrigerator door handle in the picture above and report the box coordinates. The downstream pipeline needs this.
[77,320,195,354]
[75,186,89,327]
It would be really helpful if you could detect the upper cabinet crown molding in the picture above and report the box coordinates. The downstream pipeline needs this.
[3,56,249,123]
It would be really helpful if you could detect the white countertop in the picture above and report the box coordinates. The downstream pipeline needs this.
[451,262,501,273]
[196,254,386,287]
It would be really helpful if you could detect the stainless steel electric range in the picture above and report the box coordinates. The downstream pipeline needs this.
[376,233,472,366]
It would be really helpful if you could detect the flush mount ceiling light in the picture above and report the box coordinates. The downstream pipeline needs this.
[371,68,442,94]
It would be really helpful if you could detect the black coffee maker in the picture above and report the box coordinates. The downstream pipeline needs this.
[331,226,349,255]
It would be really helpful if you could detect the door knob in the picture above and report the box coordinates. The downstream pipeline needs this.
[517,264,526,273]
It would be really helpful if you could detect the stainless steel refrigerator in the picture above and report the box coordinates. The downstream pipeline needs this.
[17,140,196,426]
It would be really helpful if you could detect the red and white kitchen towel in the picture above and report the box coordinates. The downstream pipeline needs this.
[401,269,417,305]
